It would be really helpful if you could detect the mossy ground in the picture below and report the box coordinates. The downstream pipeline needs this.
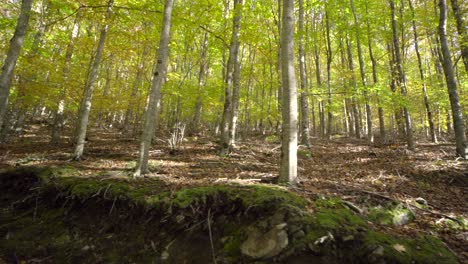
[0,166,459,263]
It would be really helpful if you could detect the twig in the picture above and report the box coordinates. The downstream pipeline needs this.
[207,208,217,264]
[103,184,112,199]
[33,196,39,221]
[109,197,117,215]
[343,200,364,214]
[407,204,464,226]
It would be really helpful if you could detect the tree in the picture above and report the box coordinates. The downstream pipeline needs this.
[438,0,467,159]
[279,0,298,185]
[298,0,310,147]
[73,0,114,160]
[220,0,243,155]
[134,0,174,177]
[0,0,33,134]
[390,0,414,150]
[450,0,468,72]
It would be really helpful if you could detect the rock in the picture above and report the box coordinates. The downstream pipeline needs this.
[240,224,289,259]
[392,209,414,226]
[415,197,428,207]
[293,230,305,239]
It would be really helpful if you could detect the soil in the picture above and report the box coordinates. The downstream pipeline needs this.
[0,124,466,263]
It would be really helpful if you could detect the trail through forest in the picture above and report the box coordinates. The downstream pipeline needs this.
[0,124,466,262]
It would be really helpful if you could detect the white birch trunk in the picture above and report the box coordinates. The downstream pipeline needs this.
[279,0,298,184]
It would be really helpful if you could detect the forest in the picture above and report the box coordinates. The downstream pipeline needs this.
[0,0,467,263]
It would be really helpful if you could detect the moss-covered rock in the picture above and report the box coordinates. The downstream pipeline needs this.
[368,203,415,226]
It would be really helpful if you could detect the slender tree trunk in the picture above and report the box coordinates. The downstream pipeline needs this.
[51,11,82,144]
[346,35,361,139]
[220,0,243,155]
[409,0,437,143]
[351,0,373,143]
[365,4,385,142]
[325,8,333,140]
[134,0,174,176]
[279,0,299,185]
[73,0,113,159]
[450,0,468,72]
[439,0,467,158]
[0,0,33,135]
[390,0,415,150]
[192,32,209,134]
[298,0,310,147]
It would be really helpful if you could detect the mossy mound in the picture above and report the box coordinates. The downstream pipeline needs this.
[0,166,459,263]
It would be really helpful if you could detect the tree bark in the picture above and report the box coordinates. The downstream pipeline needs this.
[390,0,415,150]
[73,0,113,159]
[325,7,333,140]
[450,0,468,72]
[134,0,174,176]
[192,32,209,134]
[279,0,299,185]
[51,11,82,144]
[438,0,467,158]
[350,0,373,143]
[0,0,33,134]
[298,0,310,147]
[220,0,243,155]
[409,0,437,143]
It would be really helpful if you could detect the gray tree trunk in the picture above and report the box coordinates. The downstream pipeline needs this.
[450,0,468,72]
[0,0,33,134]
[220,0,243,155]
[134,0,174,176]
[192,32,209,134]
[409,0,437,143]
[51,11,82,144]
[325,8,333,140]
[346,35,361,138]
[390,0,414,150]
[351,0,373,143]
[124,43,150,133]
[73,0,113,159]
[439,0,467,158]
[279,0,299,185]
[298,0,310,147]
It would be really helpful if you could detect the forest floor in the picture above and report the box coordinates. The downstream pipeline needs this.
[0,123,467,262]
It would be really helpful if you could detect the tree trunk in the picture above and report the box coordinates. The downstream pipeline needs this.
[73,0,113,159]
[51,11,82,144]
[325,7,333,140]
[220,0,243,155]
[450,0,468,72]
[298,0,310,147]
[390,0,415,150]
[279,0,299,185]
[192,32,209,134]
[409,0,437,143]
[346,35,361,139]
[351,0,373,143]
[134,0,174,176]
[0,0,33,134]
[438,0,467,158]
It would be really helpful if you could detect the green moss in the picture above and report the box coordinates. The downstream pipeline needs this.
[298,149,312,158]
[265,134,280,143]
[38,166,79,181]
[363,231,458,264]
